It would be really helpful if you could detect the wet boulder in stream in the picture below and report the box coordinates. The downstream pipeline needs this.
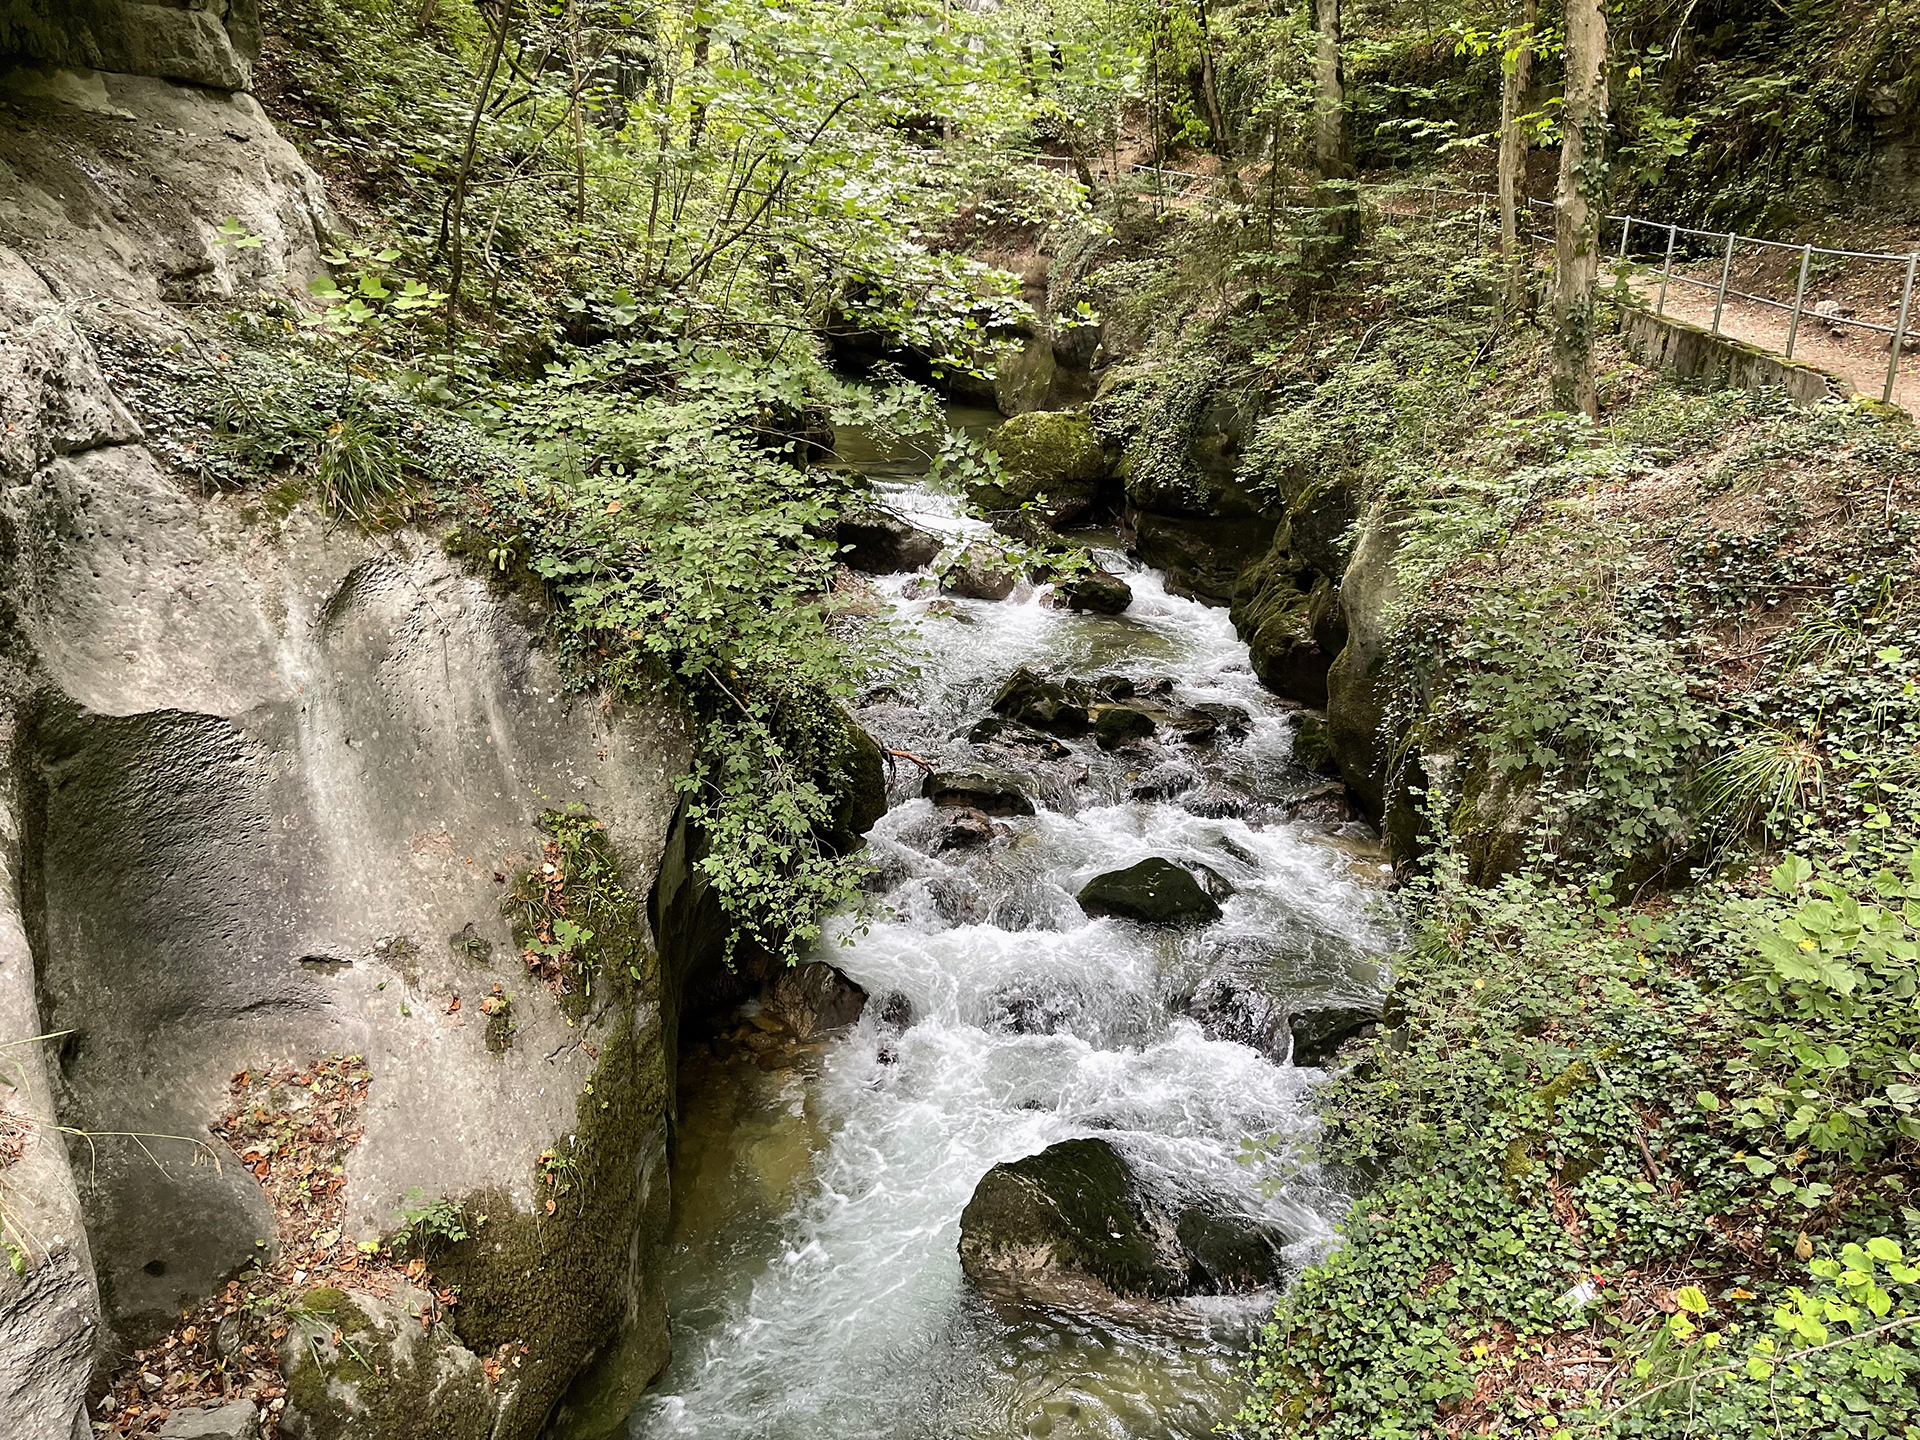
[835,505,942,574]
[992,666,1090,735]
[923,767,1036,816]
[763,961,868,1040]
[957,1139,1190,1303]
[1093,703,1157,750]
[1185,972,1290,1061]
[931,805,997,852]
[1077,858,1222,925]
[972,409,1109,526]
[1176,1208,1288,1293]
[958,1139,1286,1306]
[1047,567,1132,614]
[939,543,1024,601]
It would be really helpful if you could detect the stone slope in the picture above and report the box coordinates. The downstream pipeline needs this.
[0,33,692,1440]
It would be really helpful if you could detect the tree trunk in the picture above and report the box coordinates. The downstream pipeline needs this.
[1551,0,1607,417]
[1314,0,1348,181]
[1496,0,1538,314]
[1195,0,1229,157]
[446,0,511,366]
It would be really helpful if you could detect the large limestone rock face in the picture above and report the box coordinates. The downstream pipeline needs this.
[0,46,691,1440]
[0,0,260,90]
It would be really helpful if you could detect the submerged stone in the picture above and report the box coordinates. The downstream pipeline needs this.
[1077,858,1222,925]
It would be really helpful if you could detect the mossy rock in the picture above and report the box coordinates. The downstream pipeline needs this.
[1077,858,1221,926]
[1130,511,1276,606]
[1230,541,1333,707]
[922,767,1035,817]
[822,710,887,853]
[1324,501,1407,834]
[278,1285,492,1440]
[439,834,674,1440]
[1092,704,1156,750]
[1051,567,1132,614]
[1279,478,1359,578]
[990,666,1090,735]
[1291,714,1341,778]
[973,409,1108,524]
[957,1138,1189,1303]
[835,506,941,574]
[1175,1207,1287,1293]
[938,544,1023,601]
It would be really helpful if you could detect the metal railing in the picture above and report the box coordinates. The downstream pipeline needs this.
[1525,196,1919,403]
[991,151,1919,405]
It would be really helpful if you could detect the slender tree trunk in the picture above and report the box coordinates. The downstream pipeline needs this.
[688,22,711,150]
[1314,0,1348,181]
[1551,0,1608,417]
[1497,0,1538,314]
[446,0,511,366]
[1195,0,1229,156]
[568,0,587,223]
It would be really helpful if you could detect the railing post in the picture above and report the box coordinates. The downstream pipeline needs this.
[1657,224,1676,316]
[1785,244,1813,360]
[1618,215,1632,263]
[1886,252,1917,405]
[1711,230,1736,336]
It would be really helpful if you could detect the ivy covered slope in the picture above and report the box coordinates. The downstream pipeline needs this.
[1210,230,1920,1433]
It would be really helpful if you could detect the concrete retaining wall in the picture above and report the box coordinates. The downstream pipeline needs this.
[1617,304,1844,406]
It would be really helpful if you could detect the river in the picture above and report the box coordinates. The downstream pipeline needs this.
[625,407,1394,1439]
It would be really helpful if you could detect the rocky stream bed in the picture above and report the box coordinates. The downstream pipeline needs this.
[617,412,1398,1440]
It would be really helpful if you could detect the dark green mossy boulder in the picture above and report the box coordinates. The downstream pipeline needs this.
[1077,858,1221,925]
[973,409,1108,524]
[957,1138,1189,1303]
[1130,512,1276,606]
[1230,544,1333,707]
[823,711,888,851]
[1092,704,1156,750]
[1175,1207,1286,1293]
[1291,713,1341,778]
[991,666,1090,735]
[1052,567,1132,614]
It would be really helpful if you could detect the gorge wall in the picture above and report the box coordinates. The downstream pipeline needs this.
[0,12,698,1437]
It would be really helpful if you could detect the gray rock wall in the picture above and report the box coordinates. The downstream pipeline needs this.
[1,0,259,90]
[0,44,693,1440]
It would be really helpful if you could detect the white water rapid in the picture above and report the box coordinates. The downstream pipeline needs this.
[626,410,1395,1440]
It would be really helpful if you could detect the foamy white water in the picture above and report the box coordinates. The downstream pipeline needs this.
[625,414,1394,1440]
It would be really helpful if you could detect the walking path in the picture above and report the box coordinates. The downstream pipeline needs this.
[1627,272,1920,416]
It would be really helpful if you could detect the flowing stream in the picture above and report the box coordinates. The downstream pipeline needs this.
[625,407,1395,1440]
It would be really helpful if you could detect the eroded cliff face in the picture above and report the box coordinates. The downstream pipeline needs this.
[0,25,692,1440]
